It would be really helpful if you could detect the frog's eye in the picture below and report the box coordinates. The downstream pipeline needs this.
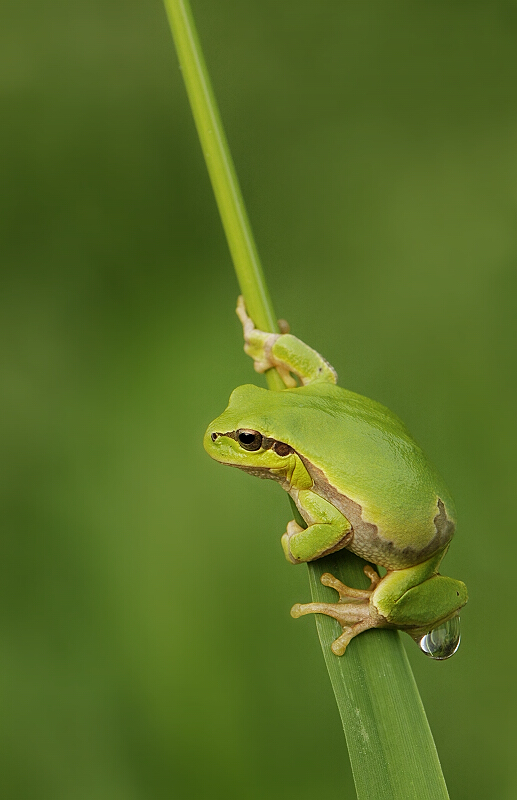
[237,429,263,451]
[273,441,293,457]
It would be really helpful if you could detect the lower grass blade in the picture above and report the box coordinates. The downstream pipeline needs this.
[308,552,449,799]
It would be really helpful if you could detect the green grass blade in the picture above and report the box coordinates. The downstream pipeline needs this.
[163,1,452,797]
[308,552,449,799]
[162,0,276,336]
[164,0,284,391]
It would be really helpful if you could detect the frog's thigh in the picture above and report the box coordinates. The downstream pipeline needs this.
[372,565,467,628]
[287,491,352,562]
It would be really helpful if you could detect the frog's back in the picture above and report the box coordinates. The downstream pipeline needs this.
[235,382,456,569]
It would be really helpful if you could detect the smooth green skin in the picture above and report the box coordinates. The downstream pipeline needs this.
[204,300,467,651]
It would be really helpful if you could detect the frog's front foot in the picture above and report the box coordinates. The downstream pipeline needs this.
[291,566,389,655]
[236,295,290,379]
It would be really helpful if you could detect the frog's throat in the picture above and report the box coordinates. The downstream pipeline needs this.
[235,452,312,490]
[300,456,455,571]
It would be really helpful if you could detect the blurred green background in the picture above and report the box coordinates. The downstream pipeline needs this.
[1,1,516,798]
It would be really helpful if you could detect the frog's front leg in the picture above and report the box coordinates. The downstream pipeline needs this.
[236,295,337,386]
[282,490,353,563]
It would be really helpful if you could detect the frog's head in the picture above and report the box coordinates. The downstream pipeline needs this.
[203,384,311,488]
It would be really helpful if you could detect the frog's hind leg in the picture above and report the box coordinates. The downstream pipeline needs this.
[290,565,387,655]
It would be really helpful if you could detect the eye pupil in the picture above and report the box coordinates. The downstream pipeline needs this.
[237,430,262,451]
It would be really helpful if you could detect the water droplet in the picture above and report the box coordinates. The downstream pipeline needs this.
[418,616,461,660]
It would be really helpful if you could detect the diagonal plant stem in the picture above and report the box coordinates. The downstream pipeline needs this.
[162,0,284,392]
[163,2,450,797]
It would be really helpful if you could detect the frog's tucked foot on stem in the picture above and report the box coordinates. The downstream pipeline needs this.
[291,566,391,655]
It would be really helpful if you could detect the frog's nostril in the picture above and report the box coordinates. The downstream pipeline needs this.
[211,432,219,441]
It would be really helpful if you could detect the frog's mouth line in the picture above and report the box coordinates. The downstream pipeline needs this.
[234,463,292,488]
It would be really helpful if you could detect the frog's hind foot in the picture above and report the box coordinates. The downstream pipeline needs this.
[290,565,387,656]
[320,565,380,599]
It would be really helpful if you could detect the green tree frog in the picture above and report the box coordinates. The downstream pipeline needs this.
[204,297,467,657]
